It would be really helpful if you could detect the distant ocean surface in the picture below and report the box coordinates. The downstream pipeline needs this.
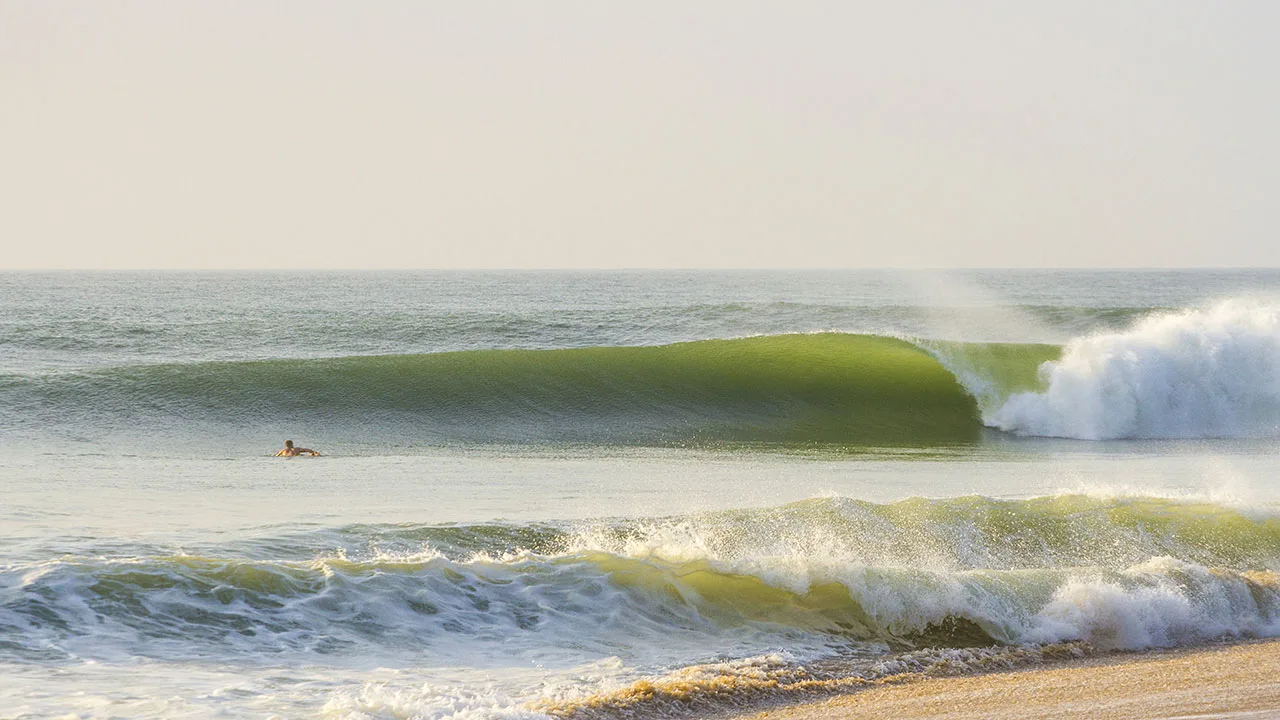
[4,270,1280,719]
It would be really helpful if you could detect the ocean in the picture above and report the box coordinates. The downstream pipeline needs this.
[3,269,1280,719]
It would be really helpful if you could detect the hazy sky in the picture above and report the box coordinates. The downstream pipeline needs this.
[2,2,1278,269]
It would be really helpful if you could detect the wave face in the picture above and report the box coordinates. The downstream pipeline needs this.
[4,495,1279,671]
[990,301,1280,439]
[2,333,984,446]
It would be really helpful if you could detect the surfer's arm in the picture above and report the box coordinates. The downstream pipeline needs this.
[298,448,320,456]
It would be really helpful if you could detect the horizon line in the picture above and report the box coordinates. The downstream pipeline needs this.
[3,266,1279,273]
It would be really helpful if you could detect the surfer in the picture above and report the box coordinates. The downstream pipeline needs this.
[275,440,320,457]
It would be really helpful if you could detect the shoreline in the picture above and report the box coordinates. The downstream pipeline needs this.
[724,638,1280,720]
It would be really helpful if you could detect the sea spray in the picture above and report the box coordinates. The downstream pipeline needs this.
[989,300,1280,439]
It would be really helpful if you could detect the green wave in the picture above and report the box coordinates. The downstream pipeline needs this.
[7,333,1069,446]
[8,334,983,445]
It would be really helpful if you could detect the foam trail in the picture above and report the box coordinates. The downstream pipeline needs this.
[989,299,1280,439]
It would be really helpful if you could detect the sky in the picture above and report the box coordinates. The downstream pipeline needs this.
[2,1,1278,269]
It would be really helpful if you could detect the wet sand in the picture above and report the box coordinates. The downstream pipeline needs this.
[729,639,1280,720]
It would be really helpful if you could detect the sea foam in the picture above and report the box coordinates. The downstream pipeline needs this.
[988,299,1280,439]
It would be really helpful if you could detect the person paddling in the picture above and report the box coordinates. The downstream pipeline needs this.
[275,440,320,457]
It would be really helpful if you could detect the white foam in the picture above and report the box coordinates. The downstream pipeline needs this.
[821,559,1280,651]
[989,299,1280,439]
[571,496,1280,652]
[321,683,551,720]
[1027,557,1280,649]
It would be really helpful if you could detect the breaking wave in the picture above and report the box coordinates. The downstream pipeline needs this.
[989,300,1280,439]
[4,495,1278,670]
[8,300,1280,446]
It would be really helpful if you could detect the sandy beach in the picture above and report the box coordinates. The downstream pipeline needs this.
[729,639,1280,720]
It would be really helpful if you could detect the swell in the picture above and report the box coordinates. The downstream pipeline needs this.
[5,495,1279,665]
[1,333,988,446]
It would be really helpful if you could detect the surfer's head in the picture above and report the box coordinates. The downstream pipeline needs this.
[284,440,294,448]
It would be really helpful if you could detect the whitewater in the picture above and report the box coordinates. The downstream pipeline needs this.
[3,270,1280,719]
[987,299,1280,440]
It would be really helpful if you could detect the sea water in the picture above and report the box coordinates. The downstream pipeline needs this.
[3,270,1280,718]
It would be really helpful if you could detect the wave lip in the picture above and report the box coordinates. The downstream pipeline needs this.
[988,300,1280,439]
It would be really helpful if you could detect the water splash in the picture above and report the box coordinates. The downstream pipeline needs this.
[990,300,1280,439]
